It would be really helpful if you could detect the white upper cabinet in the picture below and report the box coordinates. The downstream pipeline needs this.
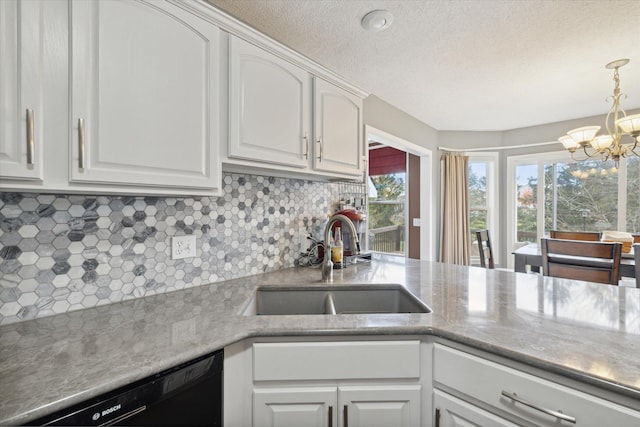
[229,36,310,168]
[70,0,220,191]
[0,0,44,181]
[313,77,363,176]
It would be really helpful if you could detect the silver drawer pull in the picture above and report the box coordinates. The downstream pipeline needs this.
[304,133,309,159]
[501,390,576,424]
[328,405,333,427]
[26,109,35,165]
[78,118,85,169]
[317,137,323,162]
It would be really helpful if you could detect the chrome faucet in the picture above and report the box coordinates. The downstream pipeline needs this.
[322,214,360,282]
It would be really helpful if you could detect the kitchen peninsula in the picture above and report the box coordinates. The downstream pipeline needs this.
[1,256,639,425]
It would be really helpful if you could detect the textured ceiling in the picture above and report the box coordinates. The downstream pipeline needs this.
[207,0,640,132]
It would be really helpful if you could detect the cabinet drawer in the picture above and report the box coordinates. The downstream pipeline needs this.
[253,340,420,381]
[434,344,640,427]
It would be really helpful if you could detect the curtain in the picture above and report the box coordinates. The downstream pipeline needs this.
[440,152,470,265]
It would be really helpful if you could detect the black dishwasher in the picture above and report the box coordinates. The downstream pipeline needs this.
[30,349,223,426]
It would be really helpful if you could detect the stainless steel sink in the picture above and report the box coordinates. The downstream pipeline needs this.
[242,284,432,315]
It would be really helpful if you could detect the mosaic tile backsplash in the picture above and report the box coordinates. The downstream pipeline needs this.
[0,173,335,325]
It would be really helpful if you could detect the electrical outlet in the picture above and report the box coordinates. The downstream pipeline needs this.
[171,235,196,260]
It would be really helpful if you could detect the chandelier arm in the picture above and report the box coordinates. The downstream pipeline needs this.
[570,150,589,162]
[582,145,598,159]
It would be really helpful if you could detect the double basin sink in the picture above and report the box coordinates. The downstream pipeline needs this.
[242,284,432,315]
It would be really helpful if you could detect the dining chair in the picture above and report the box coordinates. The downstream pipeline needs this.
[475,229,495,269]
[541,238,622,285]
[549,230,602,241]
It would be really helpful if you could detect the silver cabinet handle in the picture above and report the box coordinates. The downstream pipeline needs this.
[78,118,85,169]
[304,133,309,159]
[343,404,348,427]
[317,137,323,162]
[328,405,333,427]
[26,109,35,165]
[501,390,576,424]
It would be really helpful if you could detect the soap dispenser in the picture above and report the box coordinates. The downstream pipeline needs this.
[332,226,343,268]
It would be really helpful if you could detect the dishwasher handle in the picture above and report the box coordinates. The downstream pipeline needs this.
[99,406,146,426]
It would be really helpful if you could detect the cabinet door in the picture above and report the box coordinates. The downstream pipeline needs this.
[313,78,363,176]
[229,36,310,168]
[339,385,421,427]
[70,0,220,190]
[0,0,44,180]
[254,387,337,427]
[434,390,519,427]
[435,344,640,427]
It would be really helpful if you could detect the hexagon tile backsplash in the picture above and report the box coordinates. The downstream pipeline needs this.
[0,173,336,325]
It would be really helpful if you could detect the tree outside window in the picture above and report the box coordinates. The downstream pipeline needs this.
[369,174,405,254]
[544,160,619,233]
[513,155,638,250]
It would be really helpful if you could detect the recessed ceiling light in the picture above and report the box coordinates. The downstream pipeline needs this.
[361,10,393,32]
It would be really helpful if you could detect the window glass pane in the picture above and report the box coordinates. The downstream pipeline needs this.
[369,173,405,255]
[469,162,488,230]
[469,161,487,263]
[543,163,554,235]
[626,156,640,233]
[516,163,537,243]
[556,160,618,232]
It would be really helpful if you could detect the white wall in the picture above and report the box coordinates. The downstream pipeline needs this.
[363,95,441,257]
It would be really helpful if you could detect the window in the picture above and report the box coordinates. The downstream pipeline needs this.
[507,151,638,267]
[369,174,405,255]
[515,162,538,243]
[625,156,640,232]
[469,161,488,230]
[368,146,406,255]
[544,159,619,232]
[468,153,499,265]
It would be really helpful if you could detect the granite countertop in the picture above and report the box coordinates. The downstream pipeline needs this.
[1,257,639,424]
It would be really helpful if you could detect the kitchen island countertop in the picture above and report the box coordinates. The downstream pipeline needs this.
[1,257,639,424]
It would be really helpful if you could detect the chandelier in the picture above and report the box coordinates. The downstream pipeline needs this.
[558,59,640,168]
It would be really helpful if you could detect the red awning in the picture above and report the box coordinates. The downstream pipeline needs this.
[368,146,406,176]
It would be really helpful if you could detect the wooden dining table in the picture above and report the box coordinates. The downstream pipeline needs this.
[513,243,636,279]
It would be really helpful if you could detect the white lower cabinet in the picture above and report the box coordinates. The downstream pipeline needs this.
[254,387,336,427]
[254,385,421,427]
[434,389,519,427]
[226,338,640,427]
[226,339,424,427]
[433,343,640,427]
[339,385,421,427]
